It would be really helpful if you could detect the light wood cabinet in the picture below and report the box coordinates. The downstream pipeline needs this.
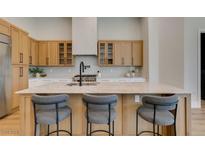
[98,41,114,66]
[12,65,28,109]
[38,41,73,66]
[38,41,48,66]
[0,19,10,36]
[58,41,73,66]
[98,40,143,67]
[48,42,58,66]
[114,41,132,66]
[29,39,39,65]
[132,41,143,66]
[11,26,29,65]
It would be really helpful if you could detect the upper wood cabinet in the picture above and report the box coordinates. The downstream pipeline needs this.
[30,38,39,65]
[132,41,143,66]
[38,41,73,66]
[11,26,29,65]
[98,41,114,66]
[48,41,58,66]
[0,19,10,36]
[114,41,132,66]
[98,40,143,67]
[38,41,48,66]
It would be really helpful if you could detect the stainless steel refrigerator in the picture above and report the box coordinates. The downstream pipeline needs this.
[0,33,12,118]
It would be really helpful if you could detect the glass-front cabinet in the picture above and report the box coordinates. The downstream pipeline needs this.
[98,41,114,66]
[58,41,73,66]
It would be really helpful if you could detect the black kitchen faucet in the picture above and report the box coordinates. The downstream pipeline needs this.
[79,61,90,86]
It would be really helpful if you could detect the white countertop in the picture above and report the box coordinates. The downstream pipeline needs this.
[29,77,146,88]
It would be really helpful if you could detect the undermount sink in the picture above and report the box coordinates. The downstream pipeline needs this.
[67,82,99,86]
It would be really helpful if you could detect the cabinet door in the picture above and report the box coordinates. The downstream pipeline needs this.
[19,31,29,65]
[12,65,20,109]
[65,42,73,65]
[11,27,20,64]
[132,41,143,66]
[48,42,58,66]
[58,42,65,65]
[30,39,38,65]
[114,42,132,66]
[38,42,48,66]
[19,65,28,90]
[98,42,106,65]
[0,19,10,36]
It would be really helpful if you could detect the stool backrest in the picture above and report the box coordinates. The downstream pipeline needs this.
[32,94,69,110]
[142,95,178,110]
[82,94,117,110]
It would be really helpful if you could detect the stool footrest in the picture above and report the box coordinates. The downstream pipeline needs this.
[48,130,72,136]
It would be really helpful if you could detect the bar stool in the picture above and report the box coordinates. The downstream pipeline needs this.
[32,94,72,136]
[82,94,117,136]
[136,95,178,136]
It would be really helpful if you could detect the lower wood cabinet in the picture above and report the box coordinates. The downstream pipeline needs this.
[12,65,28,109]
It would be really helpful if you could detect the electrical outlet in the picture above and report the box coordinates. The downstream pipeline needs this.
[110,69,113,73]
[134,95,141,103]
[50,69,53,73]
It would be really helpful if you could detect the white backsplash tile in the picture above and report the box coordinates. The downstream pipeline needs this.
[31,56,142,78]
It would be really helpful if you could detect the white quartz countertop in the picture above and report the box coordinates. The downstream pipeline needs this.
[18,81,190,95]
[29,77,146,88]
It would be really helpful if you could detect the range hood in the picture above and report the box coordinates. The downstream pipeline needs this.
[72,17,97,55]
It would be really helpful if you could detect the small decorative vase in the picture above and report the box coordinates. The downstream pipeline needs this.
[36,73,40,78]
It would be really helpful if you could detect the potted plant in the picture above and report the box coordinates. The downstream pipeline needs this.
[29,67,44,78]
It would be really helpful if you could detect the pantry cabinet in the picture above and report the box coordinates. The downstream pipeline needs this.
[12,65,28,109]
[11,26,29,65]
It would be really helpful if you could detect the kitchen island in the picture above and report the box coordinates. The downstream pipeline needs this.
[17,81,191,136]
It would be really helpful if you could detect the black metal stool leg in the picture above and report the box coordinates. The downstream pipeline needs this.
[86,121,89,136]
[136,110,138,136]
[112,121,114,136]
[34,123,37,136]
[90,123,92,136]
[174,123,177,136]
[153,123,155,136]
[47,125,50,136]
[57,122,59,136]
[70,112,72,136]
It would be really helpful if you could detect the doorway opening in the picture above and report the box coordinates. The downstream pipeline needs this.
[201,33,205,105]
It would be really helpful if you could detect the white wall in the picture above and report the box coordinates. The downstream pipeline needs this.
[3,17,37,36]
[98,17,142,40]
[4,17,72,40]
[147,18,159,83]
[34,17,72,40]
[184,17,205,108]
[158,18,184,88]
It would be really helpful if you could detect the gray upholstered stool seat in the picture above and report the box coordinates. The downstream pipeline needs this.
[36,106,71,125]
[88,109,116,124]
[83,94,118,136]
[138,106,174,126]
[136,95,178,136]
[32,94,72,136]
